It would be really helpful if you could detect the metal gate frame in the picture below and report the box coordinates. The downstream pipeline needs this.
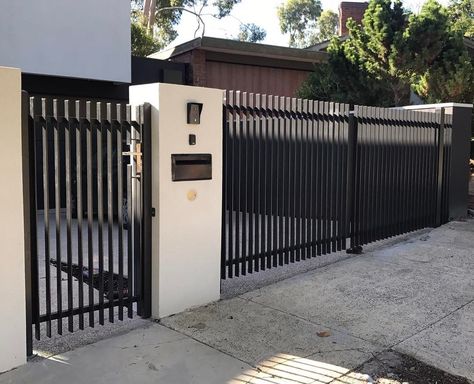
[22,93,152,356]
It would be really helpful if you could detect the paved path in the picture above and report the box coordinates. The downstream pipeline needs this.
[1,219,473,383]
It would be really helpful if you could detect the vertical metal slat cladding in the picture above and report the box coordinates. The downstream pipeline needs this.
[126,163,133,318]
[261,95,272,269]
[125,106,133,319]
[283,97,290,263]
[29,97,41,341]
[227,91,235,278]
[286,98,293,262]
[75,100,85,330]
[40,98,52,338]
[96,102,105,325]
[64,100,74,333]
[221,95,228,279]
[333,104,341,251]
[248,93,255,273]
[322,101,330,253]
[301,99,309,258]
[253,93,261,272]
[277,96,285,265]
[106,104,114,323]
[271,96,279,267]
[340,104,349,250]
[241,92,248,275]
[266,95,273,268]
[86,101,95,327]
[314,101,321,255]
[295,98,302,261]
[235,91,242,276]
[23,93,38,353]
[259,94,268,270]
[278,97,288,265]
[53,99,63,335]
[307,100,316,258]
[116,104,125,319]
[328,102,337,252]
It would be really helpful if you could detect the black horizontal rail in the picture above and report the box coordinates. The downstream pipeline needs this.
[38,296,141,323]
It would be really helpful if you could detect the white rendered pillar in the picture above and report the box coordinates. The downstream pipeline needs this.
[0,66,26,372]
[130,83,223,318]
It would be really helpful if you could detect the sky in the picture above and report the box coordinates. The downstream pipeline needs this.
[172,0,450,48]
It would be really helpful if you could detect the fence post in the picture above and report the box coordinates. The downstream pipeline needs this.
[400,103,472,221]
[448,105,472,218]
[141,102,152,319]
[435,108,445,227]
[21,91,37,358]
[346,110,361,253]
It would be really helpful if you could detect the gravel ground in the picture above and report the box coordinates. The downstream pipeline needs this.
[221,228,432,299]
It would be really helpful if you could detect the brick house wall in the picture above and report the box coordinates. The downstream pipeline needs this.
[339,2,368,35]
[170,49,314,97]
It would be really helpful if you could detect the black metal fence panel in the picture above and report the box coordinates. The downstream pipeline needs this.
[350,107,452,248]
[25,96,152,346]
[222,91,452,279]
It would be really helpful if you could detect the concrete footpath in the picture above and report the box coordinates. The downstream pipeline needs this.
[1,219,473,384]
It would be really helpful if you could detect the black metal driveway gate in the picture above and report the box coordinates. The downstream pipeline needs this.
[221,91,452,279]
[22,94,152,355]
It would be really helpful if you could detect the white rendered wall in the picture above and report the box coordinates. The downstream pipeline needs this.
[130,83,223,318]
[0,67,26,372]
[0,0,131,83]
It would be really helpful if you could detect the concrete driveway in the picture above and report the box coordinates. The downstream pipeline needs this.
[163,218,474,382]
[1,219,473,384]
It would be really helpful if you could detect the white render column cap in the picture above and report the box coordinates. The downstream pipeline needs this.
[397,103,473,110]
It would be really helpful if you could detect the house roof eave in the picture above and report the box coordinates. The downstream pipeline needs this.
[149,36,328,64]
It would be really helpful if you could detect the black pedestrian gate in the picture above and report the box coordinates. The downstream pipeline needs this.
[221,91,452,279]
[22,94,152,355]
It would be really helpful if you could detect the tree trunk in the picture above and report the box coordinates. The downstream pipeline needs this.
[143,0,156,33]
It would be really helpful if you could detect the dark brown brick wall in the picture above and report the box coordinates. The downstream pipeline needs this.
[168,50,206,86]
[339,2,368,35]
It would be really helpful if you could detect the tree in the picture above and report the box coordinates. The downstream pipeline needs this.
[406,0,474,102]
[131,0,267,56]
[448,0,474,38]
[131,0,241,56]
[277,2,338,47]
[131,20,161,56]
[299,38,395,105]
[237,23,267,43]
[277,0,322,47]
[317,10,338,43]
[298,0,474,106]
[300,0,410,106]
